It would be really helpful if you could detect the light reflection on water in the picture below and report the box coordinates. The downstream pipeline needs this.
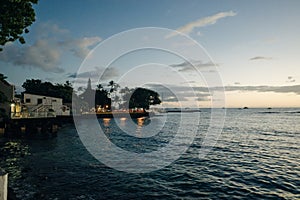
[136,117,145,137]
[0,141,30,180]
[0,108,299,200]
[102,118,111,127]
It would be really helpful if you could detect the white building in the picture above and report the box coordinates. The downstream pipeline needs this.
[23,93,70,116]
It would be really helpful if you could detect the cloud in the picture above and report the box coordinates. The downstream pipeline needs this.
[181,81,196,84]
[163,96,179,102]
[196,96,211,101]
[264,37,278,45]
[223,85,300,95]
[286,76,296,83]
[35,22,69,39]
[67,73,77,79]
[249,56,273,61]
[145,83,300,103]
[0,40,64,73]
[196,31,203,36]
[59,37,101,58]
[0,22,101,73]
[170,60,217,72]
[35,22,102,58]
[68,67,119,91]
[145,83,210,103]
[69,66,119,81]
[167,11,236,38]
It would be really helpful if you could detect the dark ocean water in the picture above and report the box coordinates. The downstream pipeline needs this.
[0,108,299,199]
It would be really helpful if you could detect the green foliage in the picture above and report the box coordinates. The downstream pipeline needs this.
[22,79,74,103]
[0,0,38,50]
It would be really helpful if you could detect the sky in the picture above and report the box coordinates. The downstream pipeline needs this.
[0,0,300,108]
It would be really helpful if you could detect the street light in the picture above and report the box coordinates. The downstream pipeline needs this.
[10,103,15,113]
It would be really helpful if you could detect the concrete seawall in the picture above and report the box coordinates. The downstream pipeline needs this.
[0,169,7,200]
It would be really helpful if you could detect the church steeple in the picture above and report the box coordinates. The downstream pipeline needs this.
[87,78,92,90]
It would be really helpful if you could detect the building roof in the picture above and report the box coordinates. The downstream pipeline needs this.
[24,93,63,100]
[0,79,12,87]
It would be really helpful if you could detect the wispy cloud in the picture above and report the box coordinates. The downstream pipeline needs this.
[145,84,210,103]
[68,66,119,81]
[264,37,278,45]
[0,22,101,73]
[145,83,300,103]
[170,60,218,72]
[223,85,300,95]
[166,11,237,38]
[249,56,273,61]
[59,37,101,58]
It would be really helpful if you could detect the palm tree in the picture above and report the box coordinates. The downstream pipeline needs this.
[96,84,104,91]
[107,80,120,109]
[108,80,119,94]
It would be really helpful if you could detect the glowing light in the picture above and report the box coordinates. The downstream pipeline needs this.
[137,117,145,126]
[103,118,111,127]
[10,103,15,113]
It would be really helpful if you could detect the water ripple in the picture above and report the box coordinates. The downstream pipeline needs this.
[0,109,299,199]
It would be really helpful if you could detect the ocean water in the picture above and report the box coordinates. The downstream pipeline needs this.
[0,108,299,199]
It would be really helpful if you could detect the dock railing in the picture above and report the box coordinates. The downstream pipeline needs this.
[11,110,56,119]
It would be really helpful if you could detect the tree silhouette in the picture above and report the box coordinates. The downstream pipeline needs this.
[95,85,111,109]
[121,87,161,111]
[0,0,38,51]
[107,80,120,109]
[0,73,8,103]
[22,79,74,103]
[108,80,119,95]
[0,73,9,118]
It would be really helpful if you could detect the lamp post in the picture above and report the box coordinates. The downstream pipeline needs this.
[10,102,15,118]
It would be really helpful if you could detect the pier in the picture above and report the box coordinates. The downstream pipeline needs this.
[1,117,59,137]
[85,111,150,118]
[0,111,151,137]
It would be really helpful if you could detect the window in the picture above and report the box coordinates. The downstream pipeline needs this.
[37,98,42,104]
[25,98,31,103]
[52,99,57,102]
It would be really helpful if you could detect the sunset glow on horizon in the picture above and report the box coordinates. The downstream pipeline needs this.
[1,0,299,108]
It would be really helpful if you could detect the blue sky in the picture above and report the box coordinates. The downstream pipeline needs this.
[0,0,300,107]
